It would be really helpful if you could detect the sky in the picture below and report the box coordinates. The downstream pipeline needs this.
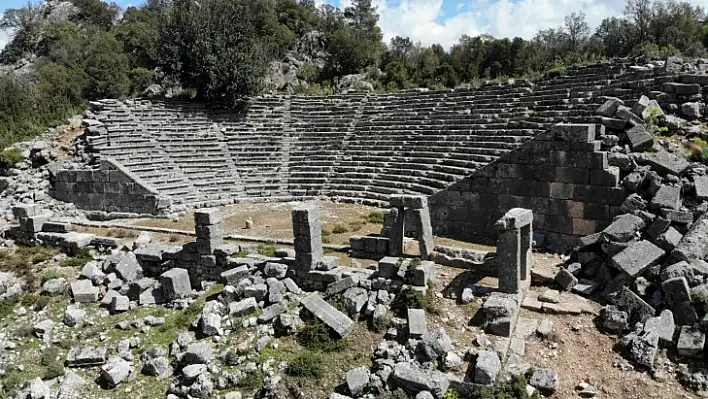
[1,0,707,50]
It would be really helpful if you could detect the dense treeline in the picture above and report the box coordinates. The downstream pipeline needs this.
[0,0,706,149]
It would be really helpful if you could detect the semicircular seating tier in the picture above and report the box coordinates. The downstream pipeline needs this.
[86,60,651,208]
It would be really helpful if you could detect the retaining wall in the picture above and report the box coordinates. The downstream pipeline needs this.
[49,158,171,218]
[429,124,626,249]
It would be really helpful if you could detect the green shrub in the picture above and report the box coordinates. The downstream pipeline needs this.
[257,243,277,257]
[287,350,327,378]
[365,211,385,224]
[28,246,57,264]
[128,67,155,95]
[332,225,348,234]
[690,139,708,163]
[0,148,24,171]
[34,295,51,311]
[348,221,364,232]
[471,376,537,399]
[44,268,64,281]
[238,369,265,393]
[296,319,348,352]
[59,247,93,268]
[390,286,439,317]
[43,362,65,380]
[443,390,463,399]
[41,347,61,366]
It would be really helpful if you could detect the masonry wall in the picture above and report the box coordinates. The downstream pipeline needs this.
[429,124,627,249]
[50,158,170,218]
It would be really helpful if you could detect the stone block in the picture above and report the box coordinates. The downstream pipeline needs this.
[301,293,354,338]
[651,185,681,211]
[655,227,683,252]
[346,366,370,397]
[596,98,623,117]
[115,252,143,283]
[677,325,705,358]
[643,309,675,344]
[670,213,708,263]
[229,297,258,317]
[611,240,665,278]
[625,125,654,151]
[602,214,645,242]
[694,175,708,200]
[194,208,223,226]
[159,268,192,301]
[66,346,108,367]
[408,308,427,337]
[615,286,655,323]
[662,277,698,325]
[473,350,501,385]
[221,265,251,286]
[390,362,449,398]
[71,280,99,303]
[555,268,577,291]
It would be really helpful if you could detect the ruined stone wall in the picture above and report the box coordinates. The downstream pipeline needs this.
[49,158,170,218]
[429,124,625,249]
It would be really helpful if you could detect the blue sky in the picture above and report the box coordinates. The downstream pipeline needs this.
[1,0,707,50]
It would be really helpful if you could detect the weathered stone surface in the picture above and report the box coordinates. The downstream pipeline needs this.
[600,305,628,333]
[194,208,223,226]
[66,346,108,367]
[301,293,354,338]
[670,213,708,263]
[655,227,683,252]
[596,98,623,117]
[160,268,192,301]
[662,277,698,325]
[417,327,453,361]
[482,293,519,337]
[611,240,665,278]
[644,150,691,176]
[555,269,577,291]
[408,308,427,337]
[115,252,143,283]
[346,366,370,397]
[602,214,645,242]
[473,350,501,385]
[614,286,655,323]
[651,185,681,211]
[390,362,450,398]
[264,262,289,279]
[71,279,99,303]
[100,356,132,388]
[342,287,368,315]
[677,325,705,358]
[229,297,258,317]
[42,277,67,296]
[643,309,675,343]
[182,342,213,365]
[625,125,654,151]
[258,303,287,324]
[529,368,560,394]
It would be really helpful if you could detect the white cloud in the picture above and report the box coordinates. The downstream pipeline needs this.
[361,0,708,49]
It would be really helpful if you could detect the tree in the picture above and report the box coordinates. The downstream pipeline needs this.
[114,5,161,69]
[70,0,120,29]
[625,0,653,45]
[83,30,131,99]
[595,17,633,57]
[0,1,43,63]
[564,11,590,53]
[158,0,270,101]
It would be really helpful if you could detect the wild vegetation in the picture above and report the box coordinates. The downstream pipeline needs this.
[0,0,706,149]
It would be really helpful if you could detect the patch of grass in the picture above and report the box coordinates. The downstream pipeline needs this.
[42,362,65,380]
[0,147,24,173]
[238,369,265,393]
[40,347,61,366]
[1,371,23,395]
[59,247,93,268]
[332,225,348,234]
[34,296,51,311]
[43,268,64,282]
[471,375,537,399]
[0,297,18,320]
[257,243,277,257]
[106,228,139,238]
[287,350,328,378]
[321,229,332,244]
[390,286,439,317]
[233,250,250,258]
[365,211,384,224]
[444,390,463,399]
[157,284,223,339]
[28,246,58,264]
[296,319,348,352]
[348,221,364,232]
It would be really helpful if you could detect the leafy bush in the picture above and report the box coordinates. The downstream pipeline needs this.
[128,67,155,95]
[443,390,463,399]
[390,286,439,317]
[332,225,348,234]
[43,268,64,281]
[287,350,327,378]
[257,243,277,257]
[237,369,265,392]
[690,139,708,163]
[0,148,24,171]
[366,211,385,224]
[41,347,61,366]
[296,319,348,352]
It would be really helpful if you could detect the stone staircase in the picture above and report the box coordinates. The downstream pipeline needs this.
[87,60,681,209]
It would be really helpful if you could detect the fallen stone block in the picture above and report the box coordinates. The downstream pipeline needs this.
[611,240,664,278]
[677,325,705,358]
[625,125,654,152]
[554,269,577,291]
[408,308,427,337]
[602,214,645,243]
[114,252,143,283]
[66,346,108,367]
[472,350,501,385]
[614,286,655,323]
[100,356,132,388]
[390,362,449,398]
[662,277,698,325]
[194,208,223,226]
[630,332,659,368]
[650,185,681,211]
[643,309,675,344]
[528,368,560,395]
[301,293,354,338]
[71,280,99,303]
[346,366,370,397]
[669,213,708,263]
[655,227,683,252]
[160,268,192,301]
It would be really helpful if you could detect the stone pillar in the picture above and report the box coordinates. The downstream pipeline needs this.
[194,208,224,255]
[495,208,533,294]
[415,207,435,261]
[387,207,404,257]
[292,205,323,277]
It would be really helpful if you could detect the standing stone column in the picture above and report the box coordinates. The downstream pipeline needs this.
[495,208,533,294]
[387,207,404,257]
[415,207,435,261]
[194,208,224,255]
[292,205,323,277]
